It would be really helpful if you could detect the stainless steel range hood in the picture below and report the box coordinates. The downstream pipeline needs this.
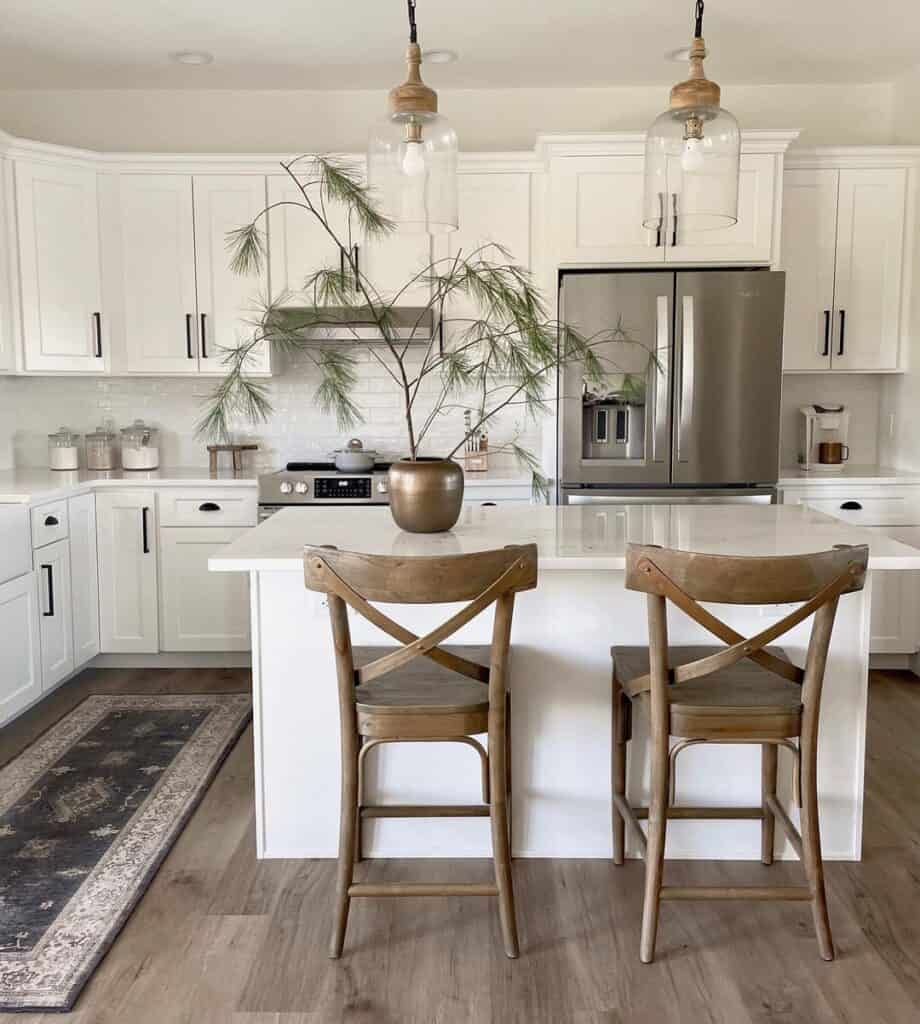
[268,305,435,343]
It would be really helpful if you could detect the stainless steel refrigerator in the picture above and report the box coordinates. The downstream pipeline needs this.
[558,269,785,505]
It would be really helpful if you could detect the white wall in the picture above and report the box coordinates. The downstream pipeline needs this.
[878,65,920,471]
[0,81,895,153]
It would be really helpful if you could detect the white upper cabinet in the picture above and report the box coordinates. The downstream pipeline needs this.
[551,156,659,264]
[115,174,199,374]
[434,171,533,342]
[193,175,270,374]
[832,168,907,372]
[15,160,105,373]
[781,164,908,373]
[668,154,777,264]
[0,158,15,373]
[780,169,840,371]
[267,173,354,306]
[549,150,778,266]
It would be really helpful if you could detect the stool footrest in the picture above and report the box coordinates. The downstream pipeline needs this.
[660,885,811,902]
[348,883,499,898]
[360,804,489,819]
[633,806,765,821]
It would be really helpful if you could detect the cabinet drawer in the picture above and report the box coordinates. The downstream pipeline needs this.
[31,500,69,548]
[157,489,257,527]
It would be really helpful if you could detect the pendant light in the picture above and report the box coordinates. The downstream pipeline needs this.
[368,0,458,234]
[642,0,740,233]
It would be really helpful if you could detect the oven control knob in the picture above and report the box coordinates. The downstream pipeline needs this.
[376,479,388,493]
[279,480,294,494]
[294,480,309,494]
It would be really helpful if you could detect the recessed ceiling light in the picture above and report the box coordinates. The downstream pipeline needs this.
[423,49,459,65]
[664,46,691,63]
[169,50,214,66]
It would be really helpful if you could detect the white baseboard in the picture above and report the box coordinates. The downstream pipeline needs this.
[870,653,920,675]
[88,652,252,670]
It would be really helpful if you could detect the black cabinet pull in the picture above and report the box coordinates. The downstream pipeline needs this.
[200,313,208,359]
[671,193,678,247]
[840,501,862,511]
[838,310,846,356]
[41,564,54,617]
[339,247,345,279]
[198,501,221,512]
[481,502,497,507]
[44,514,59,527]
[353,244,360,282]
[186,313,194,359]
[93,312,103,358]
[141,506,150,554]
[822,310,830,357]
[655,192,664,248]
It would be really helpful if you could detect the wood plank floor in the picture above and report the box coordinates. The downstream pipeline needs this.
[1,667,918,1023]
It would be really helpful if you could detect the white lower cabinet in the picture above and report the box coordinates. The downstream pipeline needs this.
[96,490,159,653]
[0,573,42,724]
[68,492,100,667]
[158,527,251,651]
[34,538,74,689]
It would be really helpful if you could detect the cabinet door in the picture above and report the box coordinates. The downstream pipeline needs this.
[668,154,776,264]
[118,175,199,374]
[780,169,839,372]
[0,573,42,725]
[193,175,271,375]
[34,538,74,689]
[551,156,661,264]
[831,168,907,371]
[15,160,104,373]
[68,492,100,667]
[359,232,432,306]
[96,490,158,653]
[158,527,251,651]
[0,158,15,373]
[267,174,354,306]
[868,570,919,654]
[434,172,532,346]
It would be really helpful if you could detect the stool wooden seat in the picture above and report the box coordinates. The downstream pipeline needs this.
[613,645,803,739]
[353,646,490,738]
[304,543,538,960]
[612,542,868,964]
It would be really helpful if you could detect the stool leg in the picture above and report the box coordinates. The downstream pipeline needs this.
[355,736,364,864]
[612,670,627,866]
[505,692,513,850]
[800,726,834,960]
[761,742,778,866]
[640,734,669,964]
[329,738,359,959]
[491,700,519,958]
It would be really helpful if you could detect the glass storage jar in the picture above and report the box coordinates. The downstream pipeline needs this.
[86,420,119,470]
[121,420,160,470]
[48,428,81,471]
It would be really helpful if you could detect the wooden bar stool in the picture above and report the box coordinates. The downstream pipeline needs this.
[304,542,538,959]
[611,542,868,963]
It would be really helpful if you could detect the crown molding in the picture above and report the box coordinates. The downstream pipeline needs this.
[785,145,920,168]
[535,129,801,160]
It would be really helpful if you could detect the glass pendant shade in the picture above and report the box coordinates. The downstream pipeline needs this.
[643,103,740,232]
[368,110,458,234]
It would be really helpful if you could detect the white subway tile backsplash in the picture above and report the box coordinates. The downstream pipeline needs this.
[0,359,541,473]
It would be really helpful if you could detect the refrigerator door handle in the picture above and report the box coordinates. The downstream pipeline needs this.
[652,294,669,463]
[677,294,694,463]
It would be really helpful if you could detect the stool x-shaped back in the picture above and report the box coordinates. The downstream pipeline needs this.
[304,542,538,959]
[612,542,868,963]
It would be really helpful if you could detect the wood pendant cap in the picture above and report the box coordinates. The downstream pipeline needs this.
[669,36,721,111]
[388,42,438,116]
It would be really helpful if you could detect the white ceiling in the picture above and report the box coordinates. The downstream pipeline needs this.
[0,0,918,91]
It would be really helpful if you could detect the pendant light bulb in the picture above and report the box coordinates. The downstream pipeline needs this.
[401,142,427,177]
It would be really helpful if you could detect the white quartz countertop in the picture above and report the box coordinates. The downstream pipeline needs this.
[0,467,259,504]
[209,503,920,573]
[779,464,920,487]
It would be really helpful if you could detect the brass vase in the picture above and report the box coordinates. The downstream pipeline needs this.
[387,458,464,533]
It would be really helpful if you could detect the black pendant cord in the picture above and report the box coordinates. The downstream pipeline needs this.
[407,0,418,43]
[694,0,704,39]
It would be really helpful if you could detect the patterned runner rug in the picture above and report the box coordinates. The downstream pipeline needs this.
[0,693,251,1012]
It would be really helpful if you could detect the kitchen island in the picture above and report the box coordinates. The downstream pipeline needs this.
[210,503,920,862]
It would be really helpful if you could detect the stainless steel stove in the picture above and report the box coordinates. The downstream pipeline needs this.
[258,461,391,520]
